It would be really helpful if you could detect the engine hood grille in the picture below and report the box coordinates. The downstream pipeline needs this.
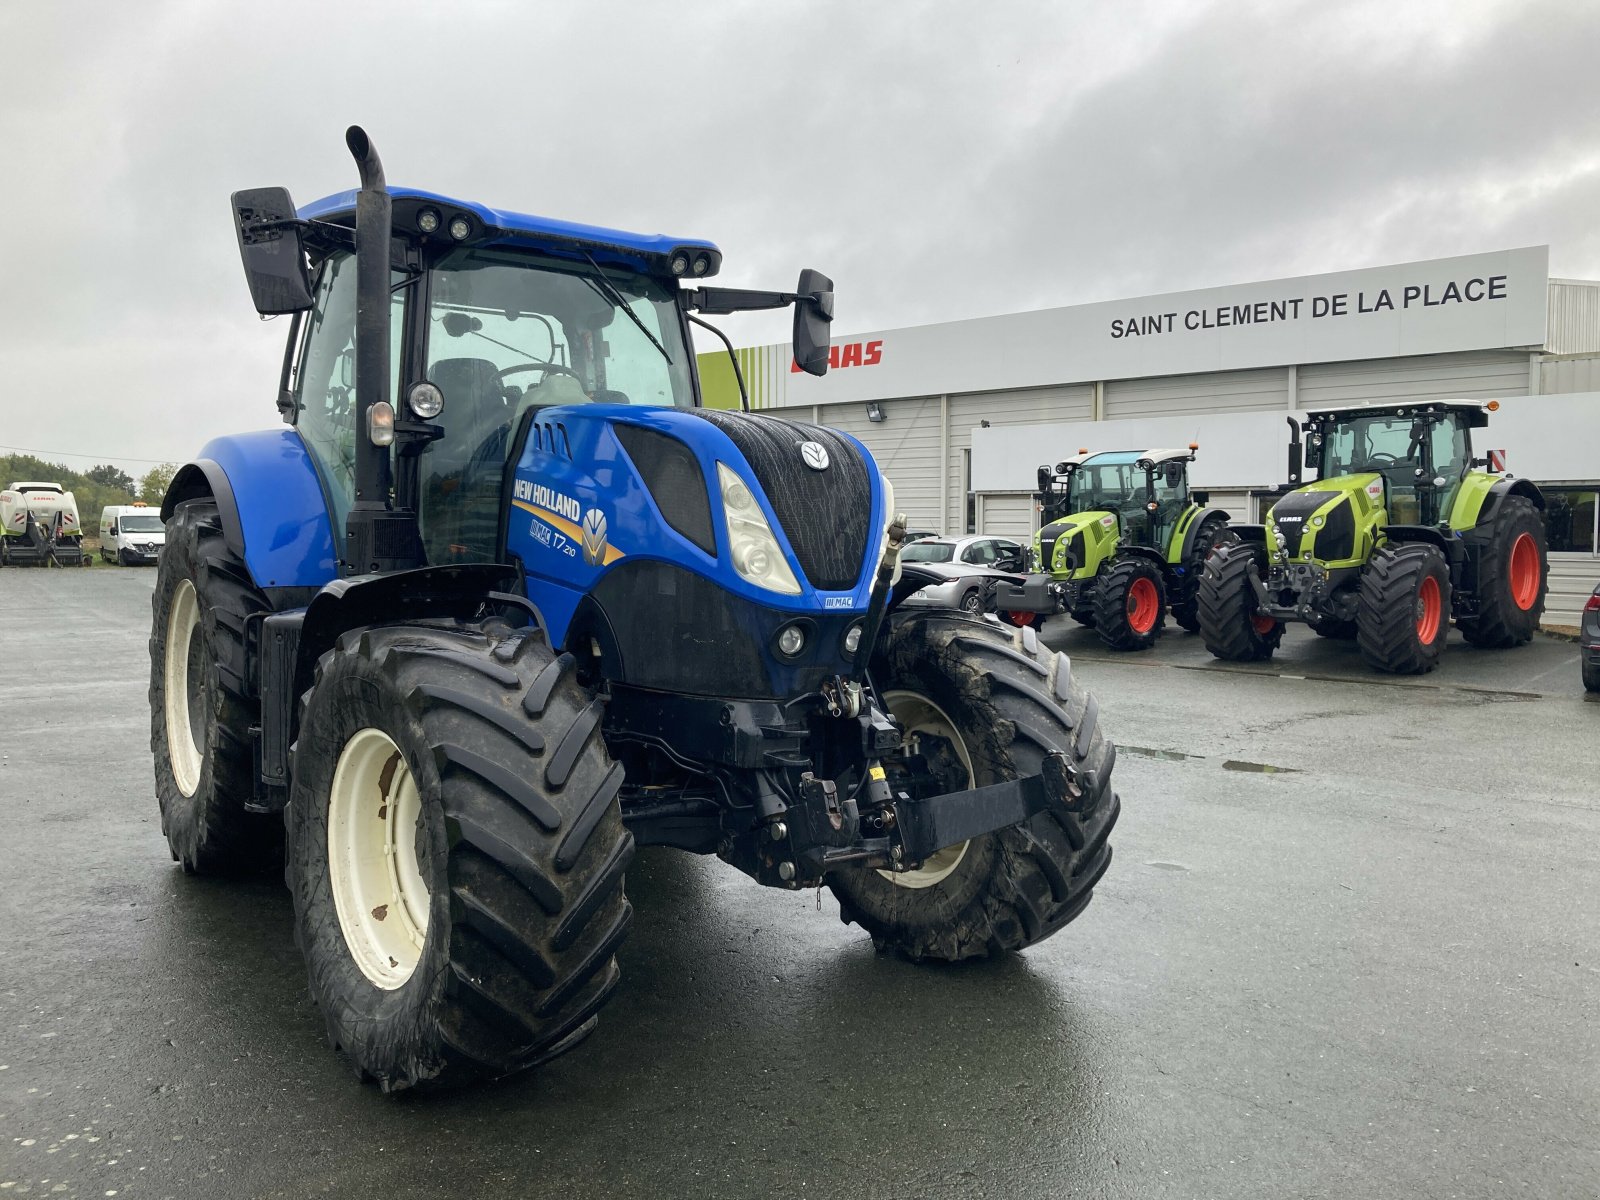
[690,410,873,592]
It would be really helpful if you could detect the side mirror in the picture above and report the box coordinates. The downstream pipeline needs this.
[792,268,834,377]
[1163,462,1184,487]
[232,187,313,315]
[1036,465,1053,495]
[108,522,118,535]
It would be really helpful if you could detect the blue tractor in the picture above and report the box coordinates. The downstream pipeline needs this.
[149,129,1120,1090]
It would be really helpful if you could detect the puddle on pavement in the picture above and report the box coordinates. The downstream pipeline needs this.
[1121,745,1204,762]
[1221,759,1301,775]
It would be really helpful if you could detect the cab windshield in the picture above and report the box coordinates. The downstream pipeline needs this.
[1068,460,1143,512]
[427,248,694,410]
[120,514,164,533]
[1321,414,1467,479]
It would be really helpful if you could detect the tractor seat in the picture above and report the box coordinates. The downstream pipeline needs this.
[510,372,591,427]
[428,357,511,465]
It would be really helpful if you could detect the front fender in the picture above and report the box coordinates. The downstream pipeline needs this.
[161,429,338,590]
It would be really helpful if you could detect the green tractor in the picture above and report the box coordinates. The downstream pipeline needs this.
[1198,401,1548,674]
[995,447,1231,650]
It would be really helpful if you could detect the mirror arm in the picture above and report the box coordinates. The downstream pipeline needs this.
[682,286,806,316]
[242,216,356,255]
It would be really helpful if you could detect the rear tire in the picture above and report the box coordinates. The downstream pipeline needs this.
[1356,544,1451,674]
[1198,541,1282,661]
[285,619,632,1092]
[1093,558,1165,651]
[149,500,279,874]
[828,612,1118,962]
[1458,496,1547,648]
[1583,655,1600,694]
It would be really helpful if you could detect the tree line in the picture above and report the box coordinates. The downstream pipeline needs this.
[1,454,179,531]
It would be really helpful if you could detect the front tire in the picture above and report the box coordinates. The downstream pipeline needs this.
[1170,517,1231,632]
[1356,544,1451,674]
[149,500,278,873]
[1198,541,1283,661]
[285,619,632,1092]
[828,612,1119,962]
[1093,557,1165,651]
[1458,496,1547,648]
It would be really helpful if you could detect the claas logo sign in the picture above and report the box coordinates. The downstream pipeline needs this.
[791,339,883,373]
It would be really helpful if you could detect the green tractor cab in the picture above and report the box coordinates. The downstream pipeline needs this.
[1199,402,1548,673]
[994,447,1231,650]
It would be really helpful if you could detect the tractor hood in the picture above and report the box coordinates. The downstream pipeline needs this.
[504,402,892,700]
[1035,509,1118,577]
[1264,473,1384,567]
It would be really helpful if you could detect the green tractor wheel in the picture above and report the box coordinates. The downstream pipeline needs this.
[1198,541,1283,662]
[1457,495,1547,648]
[1093,558,1166,651]
[1356,544,1451,674]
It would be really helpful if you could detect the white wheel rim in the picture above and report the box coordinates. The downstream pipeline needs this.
[163,578,204,797]
[877,689,972,889]
[327,728,431,989]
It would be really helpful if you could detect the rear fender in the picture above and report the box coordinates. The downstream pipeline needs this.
[160,430,339,591]
[1176,507,1230,563]
[1454,475,1544,531]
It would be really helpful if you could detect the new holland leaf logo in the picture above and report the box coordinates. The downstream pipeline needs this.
[581,508,609,567]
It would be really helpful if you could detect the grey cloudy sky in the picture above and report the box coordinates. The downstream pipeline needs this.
[2,0,1597,475]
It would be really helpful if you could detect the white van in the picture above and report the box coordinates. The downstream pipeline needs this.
[100,504,166,565]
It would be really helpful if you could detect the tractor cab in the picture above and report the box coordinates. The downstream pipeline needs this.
[1298,401,1486,528]
[1034,447,1199,577]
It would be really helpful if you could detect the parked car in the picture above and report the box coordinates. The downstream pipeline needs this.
[1583,581,1600,693]
[899,536,1030,614]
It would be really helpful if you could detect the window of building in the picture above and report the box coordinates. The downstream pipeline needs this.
[1539,487,1597,554]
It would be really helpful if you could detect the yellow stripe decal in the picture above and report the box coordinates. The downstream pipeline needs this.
[511,500,625,565]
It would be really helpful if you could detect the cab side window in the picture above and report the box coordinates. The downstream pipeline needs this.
[291,253,405,544]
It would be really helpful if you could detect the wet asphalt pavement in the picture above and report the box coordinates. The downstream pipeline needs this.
[2,567,1597,1199]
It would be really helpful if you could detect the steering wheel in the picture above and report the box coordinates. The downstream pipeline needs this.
[497,362,580,383]
[1364,452,1400,467]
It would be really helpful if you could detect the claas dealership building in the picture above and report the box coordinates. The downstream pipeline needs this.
[697,247,1600,625]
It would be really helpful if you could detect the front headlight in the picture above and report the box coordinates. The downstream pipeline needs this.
[717,463,802,595]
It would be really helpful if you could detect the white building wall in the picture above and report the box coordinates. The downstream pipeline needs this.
[1296,350,1531,408]
[1547,280,1600,355]
[946,385,1094,534]
[1547,556,1599,628]
[817,395,943,533]
[1539,353,1600,394]
[1104,367,1289,419]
